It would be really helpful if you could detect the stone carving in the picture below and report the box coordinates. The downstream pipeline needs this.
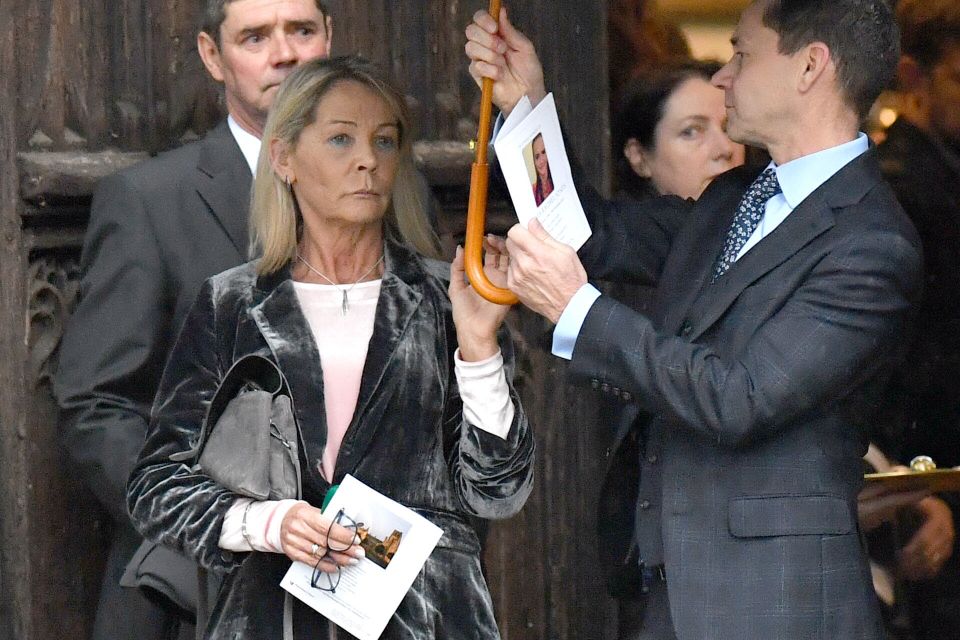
[27,255,80,387]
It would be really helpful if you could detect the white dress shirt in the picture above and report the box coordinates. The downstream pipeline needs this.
[227,115,261,175]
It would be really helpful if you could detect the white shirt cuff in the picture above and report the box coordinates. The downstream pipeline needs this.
[454,348,515,440]
[552,284,602,360]
[219,498,302,553]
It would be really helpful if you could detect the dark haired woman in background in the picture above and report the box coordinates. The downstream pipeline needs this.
[612,59,745,203]
[600,59,747,319]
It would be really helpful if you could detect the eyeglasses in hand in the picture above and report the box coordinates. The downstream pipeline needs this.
[310,508,360,594]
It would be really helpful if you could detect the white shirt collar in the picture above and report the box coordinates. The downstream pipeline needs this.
[772,133,869,209]
[227,115,262,175]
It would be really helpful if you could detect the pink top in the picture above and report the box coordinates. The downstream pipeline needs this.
[293,279,382,482]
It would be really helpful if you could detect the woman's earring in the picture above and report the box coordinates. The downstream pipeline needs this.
[278,175,293,211]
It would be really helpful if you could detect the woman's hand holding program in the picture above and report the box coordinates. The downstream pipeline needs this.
[279,502,364,572]
[449,238,512,362]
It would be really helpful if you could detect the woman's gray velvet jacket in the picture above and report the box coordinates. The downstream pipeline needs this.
[127,238,534,638]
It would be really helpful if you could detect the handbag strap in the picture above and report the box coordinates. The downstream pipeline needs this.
[170,354,289,464]
[196,566,208,640]
[284,591,295,640]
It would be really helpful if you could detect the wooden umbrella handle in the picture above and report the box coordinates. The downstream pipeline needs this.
[464,0,518,306]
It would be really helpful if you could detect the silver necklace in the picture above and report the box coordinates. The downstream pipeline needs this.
[296,252,384,315]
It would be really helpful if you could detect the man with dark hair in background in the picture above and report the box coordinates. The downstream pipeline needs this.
[54,1,331,637]
[467,0,919,637]
[874,0,960,636]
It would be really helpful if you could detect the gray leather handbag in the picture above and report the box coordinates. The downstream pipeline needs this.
[170,353,301,501]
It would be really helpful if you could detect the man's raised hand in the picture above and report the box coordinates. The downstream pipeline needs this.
[464,7,547,117]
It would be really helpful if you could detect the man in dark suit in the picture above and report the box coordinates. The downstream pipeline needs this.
[467,0,919,637]
[53,1,332,637]
[873,0,960,635]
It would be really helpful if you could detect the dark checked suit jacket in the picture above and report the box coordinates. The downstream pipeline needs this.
[54,121,251,639]
[574,151,922,639]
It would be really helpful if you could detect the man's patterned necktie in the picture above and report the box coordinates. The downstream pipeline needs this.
[712,167,782,281]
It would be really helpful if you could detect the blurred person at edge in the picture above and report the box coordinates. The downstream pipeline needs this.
[608,0,691,105]
[127,55,534,639]
[53,1,333,638]
[869,0,960,637]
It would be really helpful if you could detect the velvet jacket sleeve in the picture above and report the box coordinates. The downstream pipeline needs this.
[126,279,241,573]
[443,319,534,521]
[53,173,171,523]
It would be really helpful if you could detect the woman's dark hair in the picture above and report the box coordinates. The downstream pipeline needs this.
[762,0,899,121]
[612,59,722,199]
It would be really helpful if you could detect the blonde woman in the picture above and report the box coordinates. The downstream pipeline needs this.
[128,56,533,638]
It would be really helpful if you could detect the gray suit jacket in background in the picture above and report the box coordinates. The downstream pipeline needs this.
[53,121,251,639]
[575,152,922,639]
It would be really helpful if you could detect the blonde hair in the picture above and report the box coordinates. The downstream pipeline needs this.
[250,55,440,274]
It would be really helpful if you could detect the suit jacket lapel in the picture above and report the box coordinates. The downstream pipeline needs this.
[682,151,883,342]
[196,121,252,256]
[685,192,834,341]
